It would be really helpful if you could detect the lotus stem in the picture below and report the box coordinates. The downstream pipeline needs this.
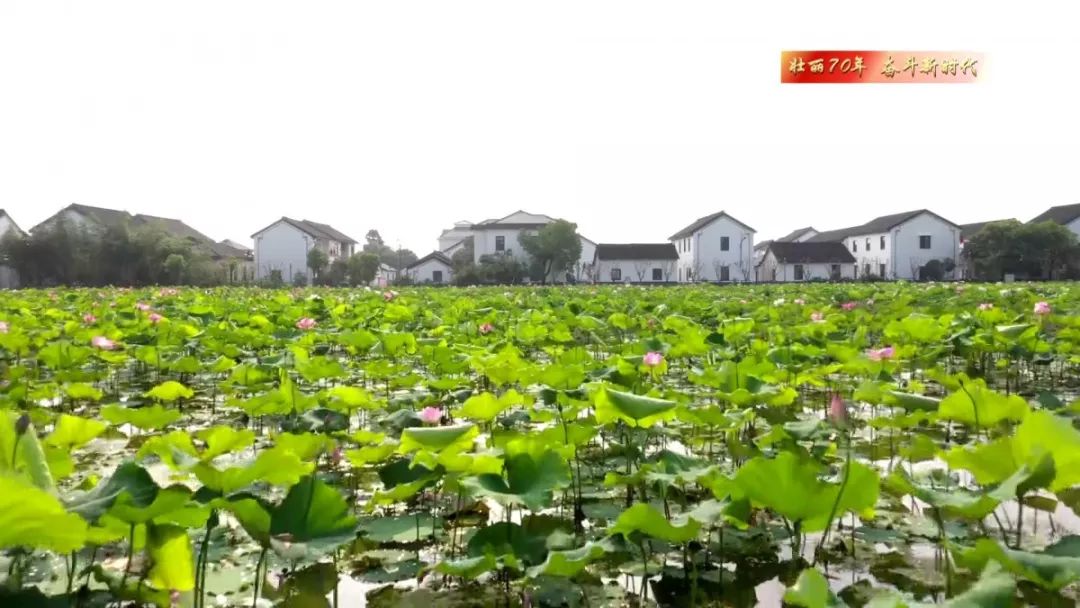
[251,547,267,608]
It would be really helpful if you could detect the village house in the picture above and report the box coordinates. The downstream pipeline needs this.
[0,209,26,288]
[251,217,357,284]
[757,241,856,282]
[753,226,818,280]
[592,243,678,283]
[405,251,453,284]
[806,210,961,280]
[668,211,756,282]
[1028,203,1080,238]
[434,210,596,282]
[31,203,253,282]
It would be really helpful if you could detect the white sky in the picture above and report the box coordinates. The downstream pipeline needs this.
[2,1,1078,253]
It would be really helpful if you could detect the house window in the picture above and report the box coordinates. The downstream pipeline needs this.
[879,263,886,278]
[794,264,805,281]
[919,235,931,249]
[864,263,871,276]
[432,270,443,283]
[880,236,886,249]
[678,267,682,281]
[611,268,622,281]
[720,236,730,251]
[853,265,858,278]
[719,265,730,281]
[495,236,505,252]
[852,241,857,252]
[865,238,871,250]
[830,264,840,279]
[652,268,663,281]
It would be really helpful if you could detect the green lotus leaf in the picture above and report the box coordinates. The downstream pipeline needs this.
[146,523,195,592]
[937,379,1029,427]
[144,380,195,402]
[464,451,570,511]
[195,425,255,462]
[269,475,357,558]
[273,431,337,461]
[593,386,676,427]
[101,404,182,431]
[466,522,547,565]
[108,484,191,525]
[784,568,846,608]
[327,386,377,410]
[193,446,314,494]
[526,539,612,578]
[0,475,88,553]
[63,382,103,401]
[610,503,700,543]
[398,423,478,454]
[136,431,199,470]
[45,414,107,450]
[954,537,1080,591]
[216,495,272,548]
[66,462,158,523]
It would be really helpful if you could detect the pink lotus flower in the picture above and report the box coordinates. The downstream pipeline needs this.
[91,336,115,350]
[148,312,164,324]
[866,346,895,361]
[479,322,494,335]
[810,311,825,323]
[0,321,8,334]
[82,313,96,325]
[135,302,151,312]
[829,393,847,425]
[841,302,857,311]
[1034,301,1052,316]
[330,447,344,466]
[643,351,664,367]
[794,298,806,306]
[296,317,317,330]
[978,302,994,311]
[419,406,443,425]
[383,290,398,302]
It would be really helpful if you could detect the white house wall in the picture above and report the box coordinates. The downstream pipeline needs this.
[1066,217,1080,238]
[594,258,676,283]
[674,216,755,282]
[254,221,312,283]
[408,259,452,284]
[891,213,960,280]
[843,232,892,279]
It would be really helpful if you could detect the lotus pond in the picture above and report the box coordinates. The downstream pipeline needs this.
[2,283,1080,607]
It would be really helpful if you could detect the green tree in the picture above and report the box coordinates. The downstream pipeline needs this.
[517,219,582,284]
[163,254,187,284]
[347,252,381,286]
[306,248,329,283]
[326,259,348,285]
[965,220,1078,280]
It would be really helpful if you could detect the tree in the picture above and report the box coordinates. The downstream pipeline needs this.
[163,254,187,284]
[451,245,481,285]
[965,220,1078,280]
[306,248,329,283]
[347,252,381,285]
[517,220,582,284]
[326,259,349,285]
[365,229,384,248]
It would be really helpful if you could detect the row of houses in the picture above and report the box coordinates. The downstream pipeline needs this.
[406,203,1080,284]
[6,201,1080,287]
[0,204,258,287]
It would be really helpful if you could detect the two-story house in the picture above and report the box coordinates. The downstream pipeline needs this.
[668,211,756,282]
[251,217,357,284]
[807,209,961,280]
[435,210,596,282]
